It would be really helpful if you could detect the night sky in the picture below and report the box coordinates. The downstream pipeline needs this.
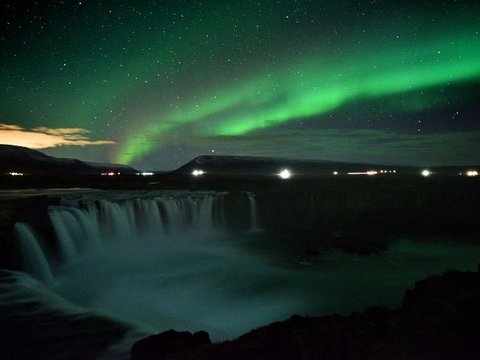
[1,0,479,170]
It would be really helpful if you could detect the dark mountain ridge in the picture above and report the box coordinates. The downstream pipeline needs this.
[1,145,478,178]
[0,145,138,176]
[174,155,409,176]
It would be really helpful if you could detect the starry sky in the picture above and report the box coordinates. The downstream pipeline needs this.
[1,0,479,170]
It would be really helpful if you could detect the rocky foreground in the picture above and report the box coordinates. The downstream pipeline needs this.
[132,267,480,360]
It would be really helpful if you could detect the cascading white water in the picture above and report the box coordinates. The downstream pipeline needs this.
[13,223,54,285]
[13,194,222,283]
[44,195,219,262]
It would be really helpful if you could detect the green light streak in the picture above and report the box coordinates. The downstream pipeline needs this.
[117,31,480,164]
[211,36,480,136]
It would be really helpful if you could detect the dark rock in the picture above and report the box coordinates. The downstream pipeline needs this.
[303,247,320,257]
[131,329,211,360]
[0,144,138,176]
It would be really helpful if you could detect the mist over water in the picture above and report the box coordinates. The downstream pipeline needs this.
[45,194,297,339]
[54,232,295,339]
[10,191,480,345]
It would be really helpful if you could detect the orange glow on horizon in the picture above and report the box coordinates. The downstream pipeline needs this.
[0,124,115,149]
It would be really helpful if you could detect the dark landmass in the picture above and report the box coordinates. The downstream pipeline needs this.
[175,155,479,176]
[1,146,478,184]
[0,144,138,176]
[173,155,404,176]
[131,268,480,360]
[0,147,478,192]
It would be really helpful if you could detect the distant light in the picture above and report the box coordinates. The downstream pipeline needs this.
[466,170,478,177]
[347,170,378,176]
[278,169,291,179]
[141,172,154,176]
[8,172,23,176]
[192,169,205,176]
[393,170,397,173]
[421,169,431,177]
[333,171,338,176]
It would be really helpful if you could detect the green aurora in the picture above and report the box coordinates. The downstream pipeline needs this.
[1,0,479,168]
[118,30,480,164]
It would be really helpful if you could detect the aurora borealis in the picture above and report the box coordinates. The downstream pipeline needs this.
[1,1,479,169]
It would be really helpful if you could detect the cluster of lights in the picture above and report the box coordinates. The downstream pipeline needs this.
[278,169,292,179]
[333,169,478,177]
[8,172,24,176]
[340,169,397,176]
[101,172,121,176]
[192,169,205,176]
[142,167,476,179]
[347,170,378,176]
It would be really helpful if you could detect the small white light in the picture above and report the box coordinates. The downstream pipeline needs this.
[421,169,431,177]
[8,172,23,176]
[333,171,338,175]
[192,169,205,176]
[141,172,154,176]
[278,169,291,179]
[348,171,378,176]
[466,170,478,177]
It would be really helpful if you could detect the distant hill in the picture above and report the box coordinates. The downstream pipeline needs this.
[173,155,408,176]
[0,145,138,176]
[1,146,476,178]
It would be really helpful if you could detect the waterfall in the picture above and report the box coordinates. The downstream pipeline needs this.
[13,223,54,285]
[49,210,80,259]
[248,194,260,232]
[13,194,224,276]
[10,189,480,356]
